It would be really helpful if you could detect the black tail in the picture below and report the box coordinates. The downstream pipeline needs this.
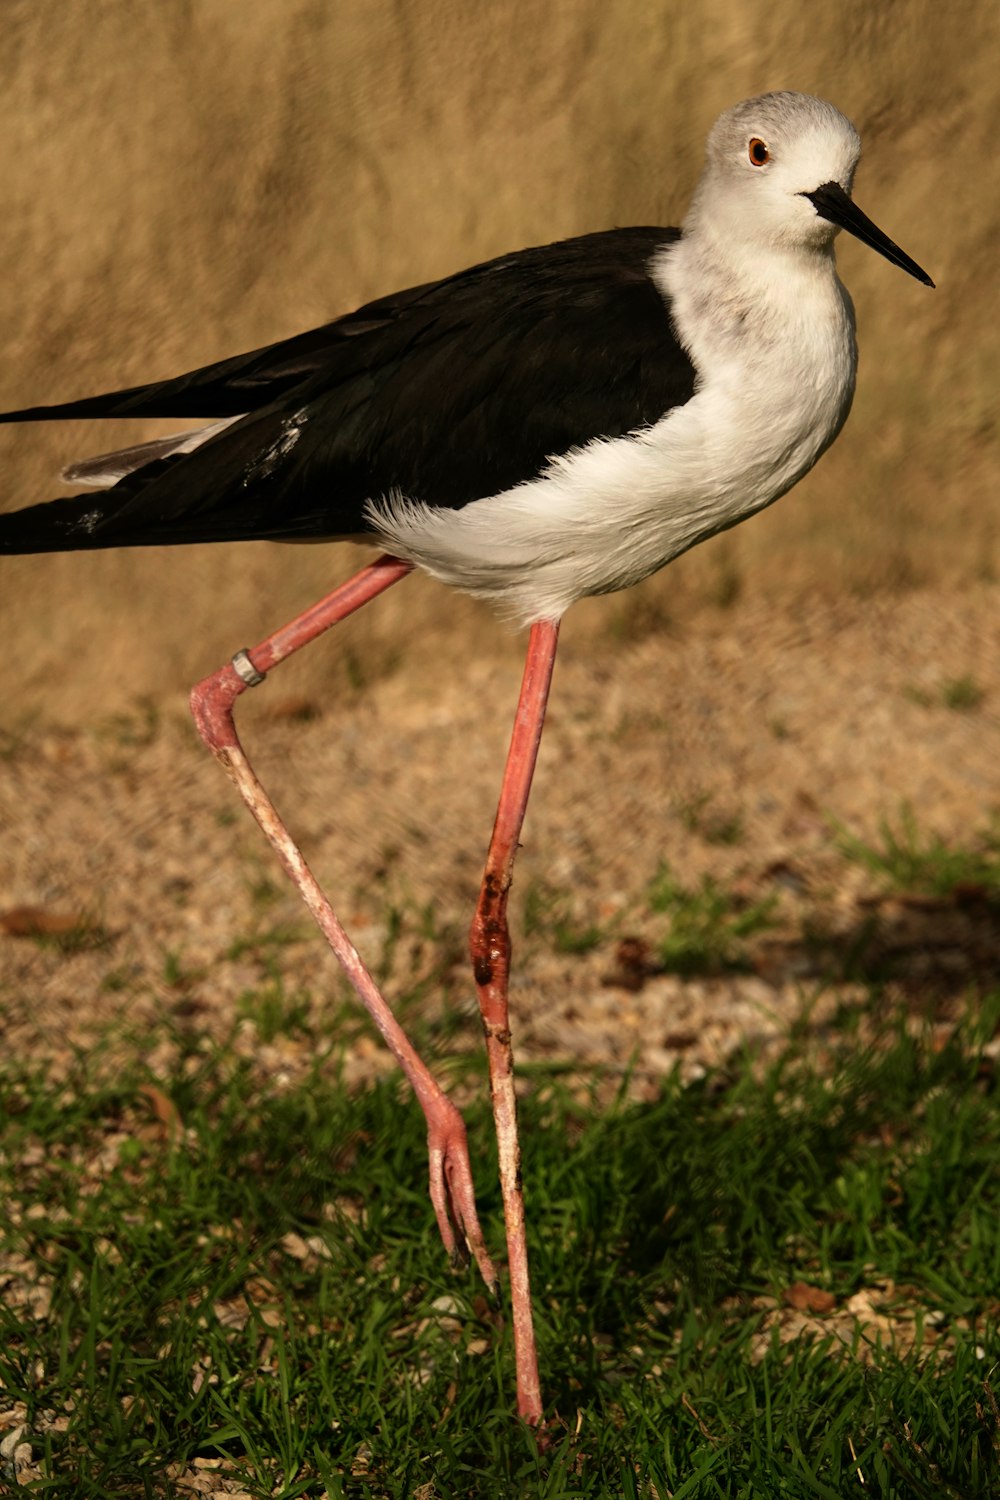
[0,468,246,553]
[0,490,150,553]
[0,482,344,553]
[0,414,367,553]
[0,469,343,553]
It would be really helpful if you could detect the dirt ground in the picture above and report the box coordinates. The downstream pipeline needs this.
[2,575,998,1093]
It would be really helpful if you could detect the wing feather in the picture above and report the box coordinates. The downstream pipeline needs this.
[0,228,696,553]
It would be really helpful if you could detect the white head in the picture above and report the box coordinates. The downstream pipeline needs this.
[686,91,933,285]
[692,93,858,249]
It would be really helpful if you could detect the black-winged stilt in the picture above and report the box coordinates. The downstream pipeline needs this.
[0,92,933,1422]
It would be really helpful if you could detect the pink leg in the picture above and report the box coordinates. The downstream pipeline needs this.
[469,618,560,1425]
[190,554,498,1293]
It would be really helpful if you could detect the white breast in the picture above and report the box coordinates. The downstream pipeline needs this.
[367,239,858,625]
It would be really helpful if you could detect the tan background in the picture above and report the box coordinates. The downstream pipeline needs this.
[0,0,996,723]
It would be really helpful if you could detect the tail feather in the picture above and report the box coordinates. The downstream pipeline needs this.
[0,476,196,553]
[0,490,136,553]
[0,401,370,551]
[0,481,328,553]
[1,419,248,552]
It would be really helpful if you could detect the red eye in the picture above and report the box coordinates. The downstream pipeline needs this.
[748,137,769,166]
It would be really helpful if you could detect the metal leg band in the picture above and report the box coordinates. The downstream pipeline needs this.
[231,649,266,687]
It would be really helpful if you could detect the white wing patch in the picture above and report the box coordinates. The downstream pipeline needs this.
[62,416,242,487]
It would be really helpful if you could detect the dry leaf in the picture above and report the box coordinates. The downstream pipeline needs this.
[0,906,96,938]
[783,1281,837,1314]
[137,1085,183,1139]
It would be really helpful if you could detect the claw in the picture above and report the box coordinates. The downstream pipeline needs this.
[426,1101,499,1294]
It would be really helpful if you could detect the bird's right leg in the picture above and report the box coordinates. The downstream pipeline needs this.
[189,553,498,1293]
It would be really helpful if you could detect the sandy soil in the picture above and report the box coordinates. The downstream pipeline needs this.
[2,580,998,1093]
[2,576,998,1495]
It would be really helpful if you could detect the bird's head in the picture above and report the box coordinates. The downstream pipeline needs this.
[688,91,933,287]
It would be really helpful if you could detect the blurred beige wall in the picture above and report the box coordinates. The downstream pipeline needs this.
[0,0,996,723]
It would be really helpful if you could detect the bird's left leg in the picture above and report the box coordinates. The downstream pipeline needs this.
[189,553,498,1292]
[469,618,560,1426]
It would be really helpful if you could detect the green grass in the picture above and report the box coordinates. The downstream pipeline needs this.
[940,675,986,712]
[648,863,776,975]
[904,676,987,713]
[3,809,998,1495]
[2,993,998,1497]
[677,793,745,848]
[835,809,1000,899]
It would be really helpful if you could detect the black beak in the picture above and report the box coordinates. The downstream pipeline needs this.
[802,181,935,288]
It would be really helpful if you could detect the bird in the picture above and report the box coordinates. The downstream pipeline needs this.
[0,91,933,1423]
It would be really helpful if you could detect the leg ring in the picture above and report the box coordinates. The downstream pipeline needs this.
[231,649,266,687]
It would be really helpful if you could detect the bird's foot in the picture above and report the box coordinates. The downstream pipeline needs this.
[427,1099,499,1298]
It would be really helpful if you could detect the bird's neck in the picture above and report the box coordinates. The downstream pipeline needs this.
[648,227,858,519]
[653,223,855,388]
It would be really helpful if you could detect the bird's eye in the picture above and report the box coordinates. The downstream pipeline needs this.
[748,138,770,166]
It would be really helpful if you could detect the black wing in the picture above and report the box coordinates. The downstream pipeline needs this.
[0,227,695,553]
